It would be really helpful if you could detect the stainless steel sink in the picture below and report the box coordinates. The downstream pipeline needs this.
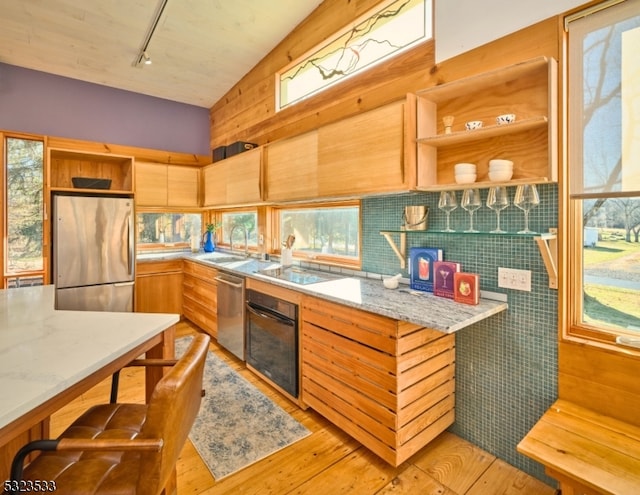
[195,253,246,263]
[256,266,334,285]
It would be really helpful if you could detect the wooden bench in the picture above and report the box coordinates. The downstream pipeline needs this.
[517,399,640,495]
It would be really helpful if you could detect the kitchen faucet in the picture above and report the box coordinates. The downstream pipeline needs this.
[229,225,249,257]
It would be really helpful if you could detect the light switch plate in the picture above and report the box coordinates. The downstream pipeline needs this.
[498,267,532,291]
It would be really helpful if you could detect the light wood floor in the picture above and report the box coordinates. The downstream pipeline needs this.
[50,321,556,495]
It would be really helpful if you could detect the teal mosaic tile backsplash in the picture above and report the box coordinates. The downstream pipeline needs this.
[362,184,558,485]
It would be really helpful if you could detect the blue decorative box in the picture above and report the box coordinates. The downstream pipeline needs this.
[409,247,443,292]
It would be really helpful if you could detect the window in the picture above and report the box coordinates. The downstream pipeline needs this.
[220,211,258,249]
[567,0,640,343]
[3,136,45,288]
[137,212,201,249]
[276,203,360,264]
[276,0,432,110]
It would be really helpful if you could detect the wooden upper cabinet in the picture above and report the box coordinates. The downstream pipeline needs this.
[135,162,199,207]
[203,147,262,207]
[317,101,409,197]
[136,162,168,205]
[264,131,318,202]
[168,165,199,207]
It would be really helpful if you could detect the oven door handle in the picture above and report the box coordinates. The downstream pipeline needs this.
[246,303,294,326]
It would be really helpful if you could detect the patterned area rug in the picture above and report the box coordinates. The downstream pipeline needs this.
[176,337,310,480]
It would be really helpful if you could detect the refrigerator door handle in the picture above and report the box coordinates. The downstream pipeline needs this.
[114,281,135,287]
[128,215,135,278]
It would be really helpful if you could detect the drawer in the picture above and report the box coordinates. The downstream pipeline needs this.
[136,259,183,275]
[183,274,216,307]
[183,296,217,338]
[183,260,218,281]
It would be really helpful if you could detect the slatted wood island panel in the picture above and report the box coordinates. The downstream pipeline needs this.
[301,295,456,467]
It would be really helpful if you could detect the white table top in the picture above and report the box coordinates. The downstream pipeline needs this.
[0,285,179,432]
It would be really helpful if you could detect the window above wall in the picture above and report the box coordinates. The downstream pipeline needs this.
[276,0,433,111]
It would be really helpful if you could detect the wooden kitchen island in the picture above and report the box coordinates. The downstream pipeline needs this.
[0,285,178,482]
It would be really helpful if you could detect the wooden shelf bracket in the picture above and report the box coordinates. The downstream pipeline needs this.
[381,229,406,269]
[535,228,558,289]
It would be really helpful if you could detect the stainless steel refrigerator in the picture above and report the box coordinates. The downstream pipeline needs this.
[53,194,135,311]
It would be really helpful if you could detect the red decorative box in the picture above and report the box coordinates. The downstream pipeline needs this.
[453,272,480,305]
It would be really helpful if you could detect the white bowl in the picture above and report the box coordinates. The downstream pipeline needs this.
[489,170,513,181]
[455,173,477,184]
[454,163,477,174]
[496,114,516,125]
[489,159,514,169]
[383,277,399,289]
[465,120,483,130]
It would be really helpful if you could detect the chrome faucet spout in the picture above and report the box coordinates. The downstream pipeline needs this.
[229,225,249,257]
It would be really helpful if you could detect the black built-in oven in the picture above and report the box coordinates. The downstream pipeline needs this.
[245,289,298,398]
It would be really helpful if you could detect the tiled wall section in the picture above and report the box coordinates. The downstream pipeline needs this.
[362,184,559,485]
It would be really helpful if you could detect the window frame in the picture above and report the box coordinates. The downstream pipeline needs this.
[1,131,47,289]
[564,0,640,350]
[135,208,203,253]
[269,200,362,269]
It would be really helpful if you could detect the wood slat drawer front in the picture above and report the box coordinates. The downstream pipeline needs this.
[136,259,182,275]
[183,274,216,307]
[183,297,217,337]
[304,322,397,407]
[303,298,398,355]
[183,260,218,281]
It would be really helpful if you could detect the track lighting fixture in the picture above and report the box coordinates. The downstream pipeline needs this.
[134,0,169,67]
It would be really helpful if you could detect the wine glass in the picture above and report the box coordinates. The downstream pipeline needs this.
[438,191,458,232]
[514,184,540,233]
[486,186,510,233]
[461,188,482,233]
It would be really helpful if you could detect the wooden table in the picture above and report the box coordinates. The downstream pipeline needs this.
[0,285,179,482]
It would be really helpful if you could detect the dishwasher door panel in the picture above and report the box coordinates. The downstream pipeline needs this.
[215,273,245,360]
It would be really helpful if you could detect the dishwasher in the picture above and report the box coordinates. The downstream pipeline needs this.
[215,271,245,360]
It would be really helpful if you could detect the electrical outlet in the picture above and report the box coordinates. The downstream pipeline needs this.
[498,267,532,291]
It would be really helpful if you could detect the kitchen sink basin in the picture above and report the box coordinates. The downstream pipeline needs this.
[195,253,246,263]
[256,266,334,285]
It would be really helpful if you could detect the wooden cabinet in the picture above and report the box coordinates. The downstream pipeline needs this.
[317,101,410,197]
[135,162,199,207]
[48,148,134,194]
[415,56,558,191]
[301,296,455,467]
[182,260,218,338]
[135,260,183,314]
[262,101,411,202]
[264,131,318,202]
[203,147,262,207]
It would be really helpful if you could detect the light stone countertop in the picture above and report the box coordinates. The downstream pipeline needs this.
[0,285,179,433]
[139,251,508,333]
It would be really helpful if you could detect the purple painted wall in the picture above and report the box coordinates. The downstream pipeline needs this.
[0,63,210,156]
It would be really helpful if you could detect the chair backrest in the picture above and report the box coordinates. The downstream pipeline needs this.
[136,333,210,495]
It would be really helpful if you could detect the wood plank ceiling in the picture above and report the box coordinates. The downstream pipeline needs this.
[0,0,321,108]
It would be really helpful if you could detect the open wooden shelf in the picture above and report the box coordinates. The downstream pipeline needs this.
[414,56,558,192]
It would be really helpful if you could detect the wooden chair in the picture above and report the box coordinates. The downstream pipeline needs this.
[6,333,210,495]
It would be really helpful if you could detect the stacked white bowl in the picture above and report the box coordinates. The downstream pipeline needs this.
[488,159,514,181]
[454,163,477,184]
